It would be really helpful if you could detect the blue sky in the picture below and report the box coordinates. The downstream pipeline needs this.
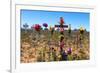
[21,9,90,31]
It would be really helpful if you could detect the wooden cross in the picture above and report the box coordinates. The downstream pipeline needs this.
[55,17,68,34]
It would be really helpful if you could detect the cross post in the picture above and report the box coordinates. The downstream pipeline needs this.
[55,17,68,35]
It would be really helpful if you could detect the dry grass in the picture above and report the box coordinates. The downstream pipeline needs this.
[21,29,89,63]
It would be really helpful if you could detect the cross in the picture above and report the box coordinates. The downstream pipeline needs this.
[55,17,68,34]
[55,17,68,57]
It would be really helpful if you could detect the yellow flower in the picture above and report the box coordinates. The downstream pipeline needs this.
[58,55,61,58]
[59,35,64,39]
[79,27,84,31]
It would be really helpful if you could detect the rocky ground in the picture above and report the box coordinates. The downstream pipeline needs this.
[21,29,90,63]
